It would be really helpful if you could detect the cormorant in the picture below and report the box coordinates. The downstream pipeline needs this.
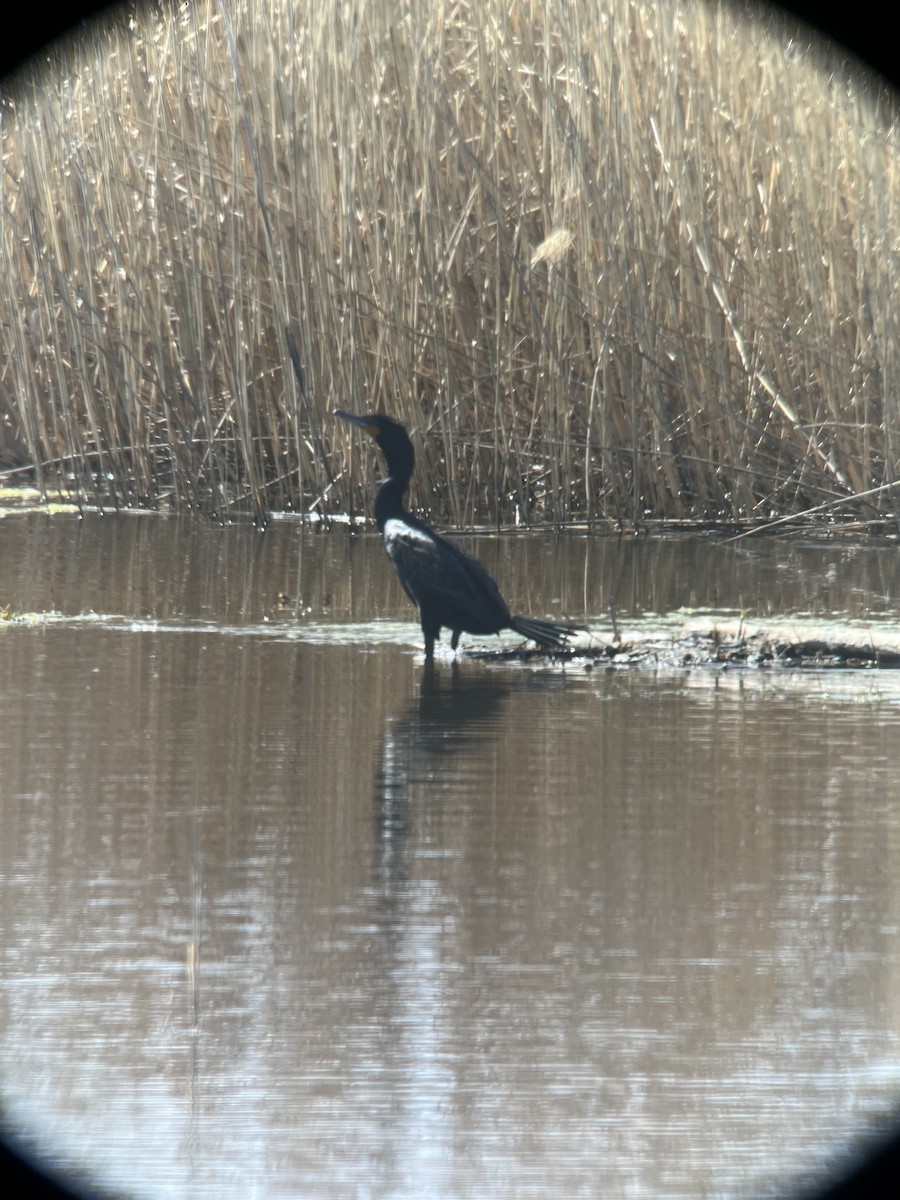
[335,411,581,658]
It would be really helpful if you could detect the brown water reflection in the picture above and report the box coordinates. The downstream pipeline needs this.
[1,515,900,1198]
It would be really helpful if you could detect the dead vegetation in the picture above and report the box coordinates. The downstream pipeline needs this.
[1,0,898,530]
[473,627,900,670]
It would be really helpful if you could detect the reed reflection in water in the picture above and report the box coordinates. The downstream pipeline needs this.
[1,516,900,1198]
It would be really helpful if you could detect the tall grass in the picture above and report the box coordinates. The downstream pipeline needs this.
[1,0,898,528]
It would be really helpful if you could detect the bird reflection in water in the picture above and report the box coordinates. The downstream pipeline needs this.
[373,662,510,857]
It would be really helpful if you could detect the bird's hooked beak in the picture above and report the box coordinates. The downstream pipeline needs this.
[334,410,379,440]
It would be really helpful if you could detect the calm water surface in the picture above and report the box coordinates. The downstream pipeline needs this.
[2,514,900,1198]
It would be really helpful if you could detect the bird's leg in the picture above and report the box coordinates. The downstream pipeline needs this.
[422,622,437,659]
[421,615,443,660]
[450,629,461,651]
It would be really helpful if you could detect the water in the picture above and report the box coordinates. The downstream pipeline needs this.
[2,514,900,1198]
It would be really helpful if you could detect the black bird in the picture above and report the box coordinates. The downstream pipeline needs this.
[335,411,581,658]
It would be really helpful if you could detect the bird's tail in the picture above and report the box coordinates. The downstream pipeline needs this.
[509,614,583,650]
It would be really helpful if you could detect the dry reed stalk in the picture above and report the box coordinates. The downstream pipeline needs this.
[0,0,896,529]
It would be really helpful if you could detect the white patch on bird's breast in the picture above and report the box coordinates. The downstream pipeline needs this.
[383,519,435,550]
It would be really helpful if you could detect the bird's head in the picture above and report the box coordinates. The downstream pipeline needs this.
[336,410,408,444]
[334,411,415,476]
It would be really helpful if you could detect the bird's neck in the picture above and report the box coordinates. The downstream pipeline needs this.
[374,473,410,532]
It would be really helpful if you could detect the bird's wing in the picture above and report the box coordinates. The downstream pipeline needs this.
[382,520,510,624]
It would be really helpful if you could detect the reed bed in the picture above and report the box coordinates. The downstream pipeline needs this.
[1,0,898,529]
